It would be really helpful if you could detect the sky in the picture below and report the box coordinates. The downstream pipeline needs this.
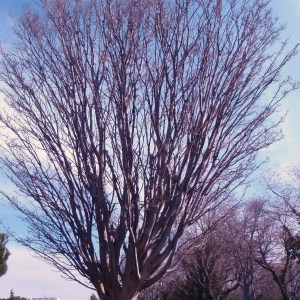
[0,0,299,300]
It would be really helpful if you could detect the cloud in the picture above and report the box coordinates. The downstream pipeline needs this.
[0,245,92,300]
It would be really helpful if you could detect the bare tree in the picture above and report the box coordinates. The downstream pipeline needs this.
[140,200,283,300]
[254,167,300,300]
[226,200,271,300]
[168,221,240,300]
[228,199,299,300]
[139,204,240,300]
[245,203,299,300]
[0,0,297,299]
[220,198,300,300]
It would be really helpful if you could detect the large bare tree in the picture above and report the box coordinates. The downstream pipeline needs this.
[0,0,297,299]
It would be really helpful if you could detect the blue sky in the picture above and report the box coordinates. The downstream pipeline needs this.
[0,1,299,300]
[265,0,300,170]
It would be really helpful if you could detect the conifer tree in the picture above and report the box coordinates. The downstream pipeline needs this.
[0,233,10,277]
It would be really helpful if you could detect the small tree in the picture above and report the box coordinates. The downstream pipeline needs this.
[1,289,27,300]
[90,294,99,300]
[9,289,14,300]
[0,0,298,299]
[0,233,10,277]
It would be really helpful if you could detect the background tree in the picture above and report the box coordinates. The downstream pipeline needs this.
[0,233,9,277]
[9,290,14,300]
[220,199,298,300]
[0,0,297,299]
[0,289,26,300]
[226,200,269,300]
[252,168,300,300]
[254,224,300,300]
[140,200,288,300]
[90,294,99,300]
[140,208,240,300]
[160,224,239,300]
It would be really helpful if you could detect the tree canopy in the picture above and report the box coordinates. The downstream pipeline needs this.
[0,0,297,299]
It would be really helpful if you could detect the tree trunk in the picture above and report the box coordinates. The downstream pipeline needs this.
[278,284,290,300]
[242,284,250,300]
[97,286,139,300]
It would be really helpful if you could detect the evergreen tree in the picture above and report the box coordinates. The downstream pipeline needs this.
[9,289,14,300]
[90,294,98,300]
[0,233,10,277]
